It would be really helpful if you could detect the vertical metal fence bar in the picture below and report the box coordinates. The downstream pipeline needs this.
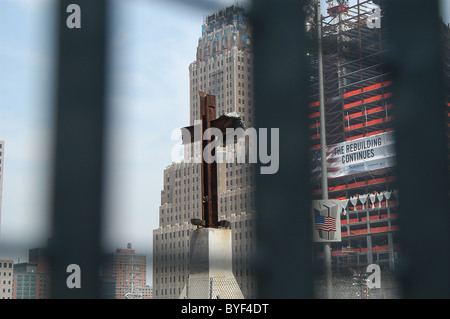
[49,0,108,298]
[252,0,314,298]
[385,0,450,298]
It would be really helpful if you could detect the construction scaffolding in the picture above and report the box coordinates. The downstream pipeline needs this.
[308,1,450,294]
[308,0,399,279]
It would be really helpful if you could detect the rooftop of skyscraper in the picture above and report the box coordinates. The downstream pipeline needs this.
[205,4,247,24]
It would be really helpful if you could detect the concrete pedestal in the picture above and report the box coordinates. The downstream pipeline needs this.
[180,228,243,299]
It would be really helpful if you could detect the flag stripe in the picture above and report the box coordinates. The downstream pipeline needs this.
[315,216,336,232]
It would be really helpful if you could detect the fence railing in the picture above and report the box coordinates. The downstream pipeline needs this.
[3,0,448,299]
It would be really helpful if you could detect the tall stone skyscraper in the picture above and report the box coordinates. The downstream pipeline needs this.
[188,5,254,126]
[153,5,256,299]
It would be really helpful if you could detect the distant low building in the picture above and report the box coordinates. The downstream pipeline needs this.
[0,259,13,299]
[102,243,148,299]
[13,248,51,299]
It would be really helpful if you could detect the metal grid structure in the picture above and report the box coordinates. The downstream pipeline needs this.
[183,276,250,299]
[309,0,395,200]
[314,270,401,299]
[253,0,450,299]
[306,1,400,291]
[1,0,444,299]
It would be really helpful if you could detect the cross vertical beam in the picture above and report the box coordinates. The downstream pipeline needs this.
[183,92,243,229]
[200,92,218,228]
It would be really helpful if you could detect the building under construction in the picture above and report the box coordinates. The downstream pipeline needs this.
[308,0,449,282]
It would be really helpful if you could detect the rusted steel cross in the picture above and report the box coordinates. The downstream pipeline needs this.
[182,92,243,228]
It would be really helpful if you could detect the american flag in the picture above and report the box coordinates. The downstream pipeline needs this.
[315,215,336,232]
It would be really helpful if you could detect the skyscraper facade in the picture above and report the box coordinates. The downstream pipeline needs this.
[153,5,256,299]
[0,259,13,299]
[189,5,254,126]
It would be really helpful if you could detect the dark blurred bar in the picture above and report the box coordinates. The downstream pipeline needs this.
[385,0,450,298]
[252,0,314,298]
[49,0,108,298]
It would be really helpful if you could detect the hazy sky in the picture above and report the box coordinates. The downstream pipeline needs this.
[0,0,249,267]
[0,0,56,259]
[0,0,449,281]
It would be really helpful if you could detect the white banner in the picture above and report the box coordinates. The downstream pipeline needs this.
[325,131,396,179]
